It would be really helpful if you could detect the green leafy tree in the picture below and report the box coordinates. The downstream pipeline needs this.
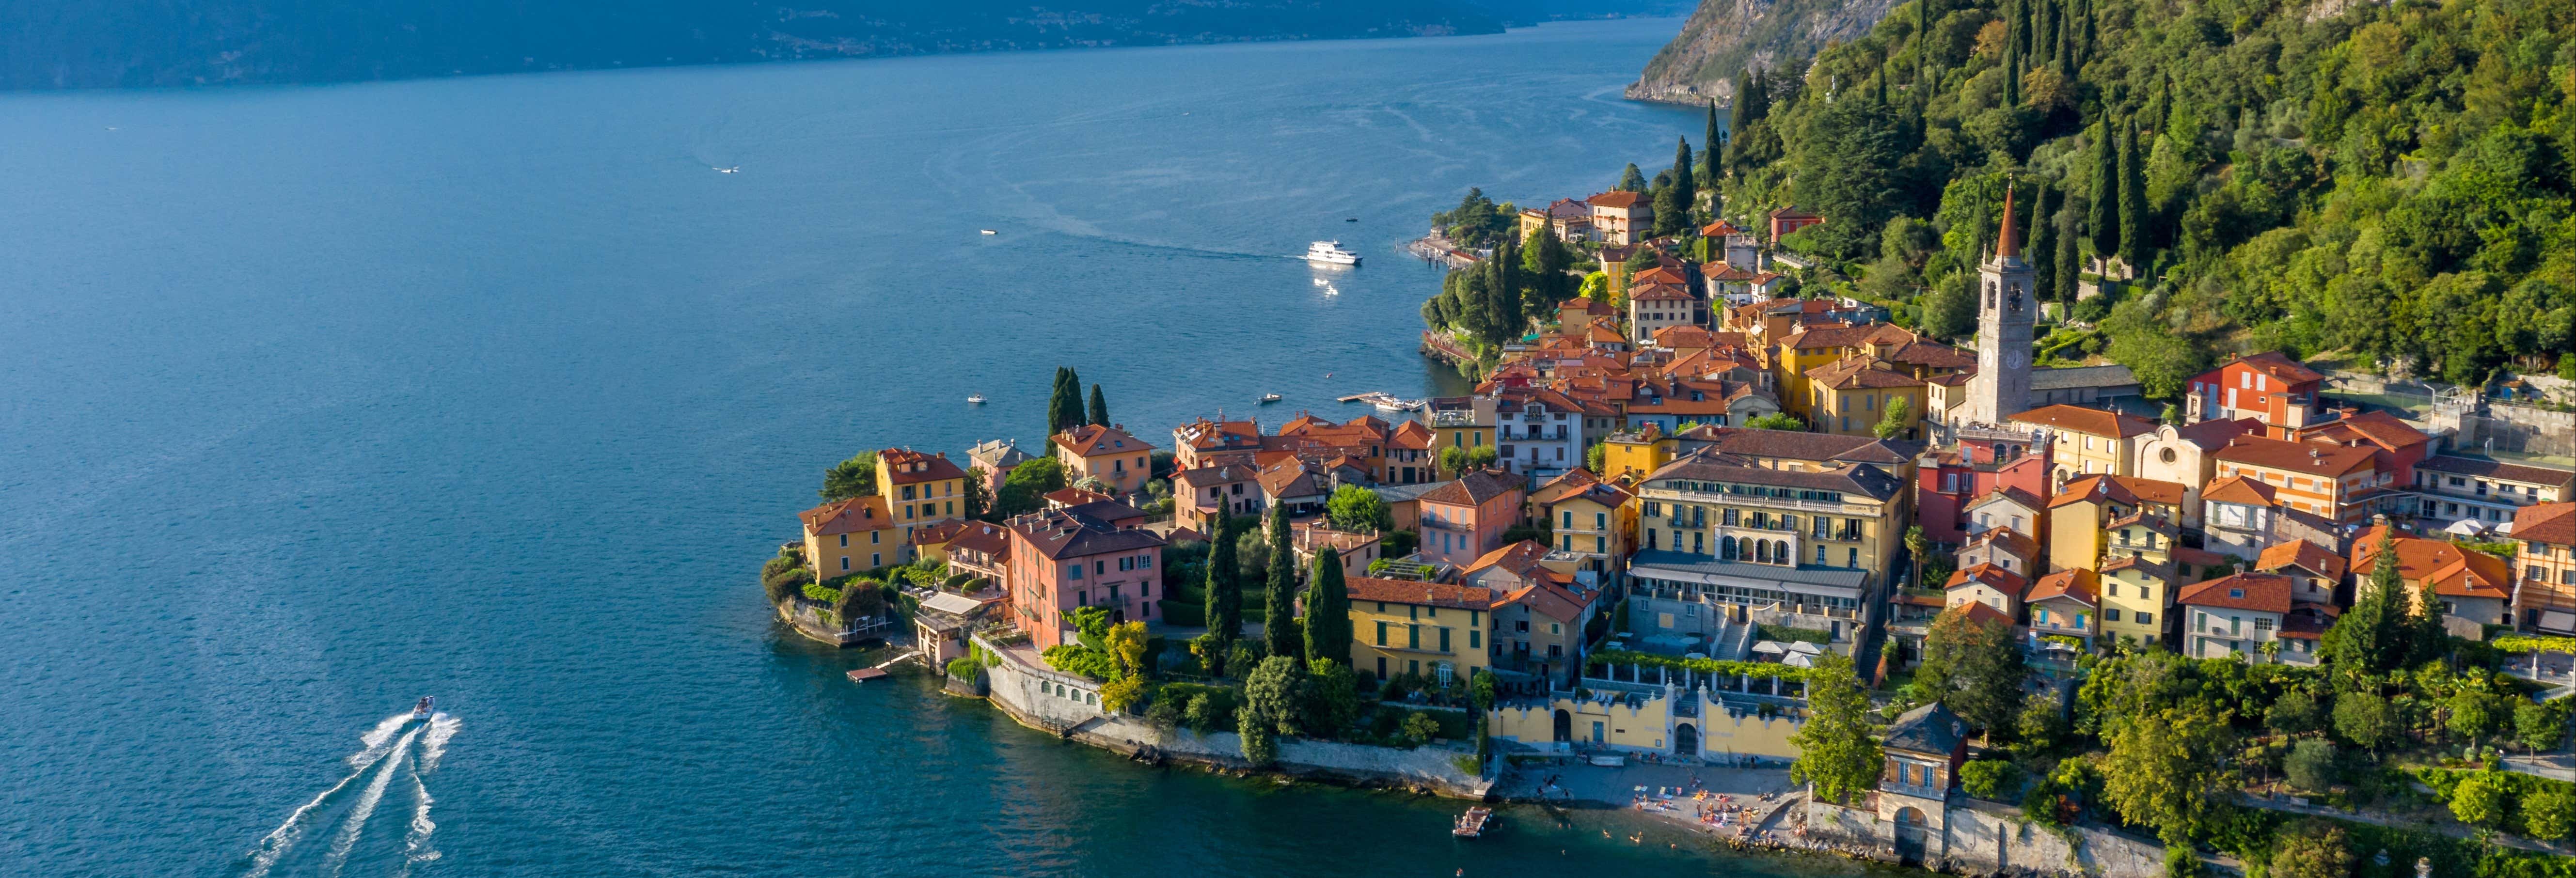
[1106,620,1151,679]
[962,470,992,520]
[2323,530,2409,674]
[1616,163,1646,192]
[1184,689,1232,734]
[1872,395,1914,439]
[1789,96,1909,260]
[2266,690,2322,734]
[1961,759,2022,800]
[1664,136,1697,235]
[1917,605,2030,735]
[2449,771,2507,827]
[2517,700,2564,753]
[1325,486,1391,533]
[2284,739,2337,792]
[1244,655,1308,736]
[995,457,1068,519]
[1303,548,1350,664]
[2333,690,2396,755]
[1923,273,1976,339]
[1789,653,1881,802]
[1238,706,1277,767]
[1401,711,1440,744]
[1086,383,1109,429]
[2267,820,2354,878]
[2017,691,2069,751]
[1262,506,1299,660]
[1302,658,1359,739]
[1744,412,1806,431]
[2527,789,2576,841]
[820,452,879,501]
[2448,691,2500,747]
[2101,706,2235,845]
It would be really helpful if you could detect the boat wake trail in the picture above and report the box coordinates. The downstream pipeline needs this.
[241,709,461,878]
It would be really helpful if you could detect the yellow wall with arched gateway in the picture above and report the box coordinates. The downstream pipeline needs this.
[1488,690,1806,759]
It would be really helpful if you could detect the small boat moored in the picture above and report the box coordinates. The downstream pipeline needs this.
[966,394,986,404]
[411,696,436,721]
[1453,806,1494,838]
[1259,393,1282,404]
[980,229,998,235]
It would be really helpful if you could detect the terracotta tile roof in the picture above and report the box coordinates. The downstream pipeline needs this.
[1545,198,1591,219]
[2099,554,2173,580]
[2007,404,2157,438]
[1346,575,1498,611]
[1965,486,2046,515]
[1058,499,1150,528]
[2212,436,2378,477]
[1175,417,1263,452]
[2232,351,2325,385]
[2351,527,2513,600]
[2257,540,2347,581]
[1420,469,1525,507]
[800,496,892,537]
[1653,325,1719,349]
[1944,563,2030,598]
[878,448,970,485]
[909,518,971,546]
[1705,263,1758,282]
[2171,546,2230,569]
[1963,527,2039,561]
[1632,266,1689,285]
[2200,474,2278,506]
[1956,601,2013,630]
[1630,282,1696,302]
[1171,464,1261,491]
[1530,468,1631,508]
[1702,220,1746,237]
[1389,420,1436,449]
[1467,539,1551,577]
[1044,486,1114,506]
[1879,340,1977,371]
[2306,410,2430,451]
[2049,474,2188,509]
[1559,297,1618,316]
[2104,511,2178,535]
[1052,423,1153,457]
[1587,191,1646,209]
[2515,502,2576,545]
[1671,425,1919,465]
[2415,455,2576,486]
[2179,572,2294,613]
[1503,581,1589,623]
[1778,322,1915,352]
[947,521,1011,559]
[1807,357,1927,390]
[2169,417,2265,450]
[1006,508,1167,561]
[2026,568,2099,606]
[1258,459,1328,500]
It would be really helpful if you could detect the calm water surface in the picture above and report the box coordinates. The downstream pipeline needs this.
[0,19,1887,876]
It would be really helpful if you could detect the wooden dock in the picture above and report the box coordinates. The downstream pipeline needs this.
[846,668,889,683]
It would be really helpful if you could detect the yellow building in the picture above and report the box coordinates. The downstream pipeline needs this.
[1529,470,1634,574]
[2043,475,2188,573]
[876,448,970,550]
[1488,684,1805,758]
[1597,426,1676,484]
[2097,555,2177,647]
[2514,502,2576,628]
[1050,424,1156,495]
[1770,323,1930,418]
[1805,357,1929,440]
[799,495,895,577]
[1625,448,1909,646]
[1347,576,1494,684]
[1428,396,1496,460]
[2007,405,2158,490]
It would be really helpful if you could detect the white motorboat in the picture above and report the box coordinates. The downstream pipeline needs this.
[713,166,739,173]
[411,696,436,721]
[1303,240,1361,266]
[980,229,997,235]
[966,394,986,405]
[1259,393,1282,404]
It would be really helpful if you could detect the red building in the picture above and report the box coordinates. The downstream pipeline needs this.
[2294,408,2433,487]
[2184,352,2332,437]
[1004,507,1168,647]
[1917,428,2053,546]
[1766,205,1823,241]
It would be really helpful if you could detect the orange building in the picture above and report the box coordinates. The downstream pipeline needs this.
[1051,423,1156,495]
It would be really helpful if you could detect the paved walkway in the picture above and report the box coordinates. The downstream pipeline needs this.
[2239,794,2571,856]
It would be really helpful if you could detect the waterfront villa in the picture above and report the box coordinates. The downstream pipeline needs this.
[1051,423,1156,495]
[1003,507,1168,646]
[877,448,970,549]
[1170,463,1262,533]
[799,495,895,575]
[1416,469,1527,565]
[1344,575,1495,684]
[1586,190,1651,245]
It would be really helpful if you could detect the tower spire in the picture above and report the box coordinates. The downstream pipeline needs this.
[1997,179,2021,260]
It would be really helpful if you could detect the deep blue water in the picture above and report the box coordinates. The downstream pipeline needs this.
[0,19,1866,876]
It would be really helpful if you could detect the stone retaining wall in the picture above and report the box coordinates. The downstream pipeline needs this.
[1801,796,2172,878]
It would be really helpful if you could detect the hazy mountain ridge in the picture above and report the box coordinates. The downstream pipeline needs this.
[1624,0,1898,105]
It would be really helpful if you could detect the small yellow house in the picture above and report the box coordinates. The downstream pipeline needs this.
[1528,469,1633,573]
[800,495,896,577]
[1051,423,1156,495]
[877,448,970,549]
[1597,425,1675,484]
[2044,475,2189,573]
[1805,357,1928,440]
[1346,576,1494,685]
[2098,555,2176,647]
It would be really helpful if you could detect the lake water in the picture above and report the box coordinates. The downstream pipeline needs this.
[0,19,1874,876]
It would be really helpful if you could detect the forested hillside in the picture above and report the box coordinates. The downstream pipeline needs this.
[1717,0,2576,397]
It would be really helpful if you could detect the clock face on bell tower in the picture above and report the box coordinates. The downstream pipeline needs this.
[2005,350,2026,370]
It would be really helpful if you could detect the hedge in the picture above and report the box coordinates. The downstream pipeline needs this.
[2494,635,2576,655]
[1161,600,1205,627]
[1587,648,1813,684]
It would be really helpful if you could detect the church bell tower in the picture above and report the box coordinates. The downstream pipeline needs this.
[1968,184,2036,427]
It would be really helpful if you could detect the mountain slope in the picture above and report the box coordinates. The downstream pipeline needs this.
[0,0,1505,90]
[1625,0,1900,104]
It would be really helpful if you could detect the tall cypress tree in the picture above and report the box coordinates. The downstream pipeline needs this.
[1206,515,1241,641]
[1263,505,1299,660]
[2053,211,2080,302]
[1703,101,1723,184]
[2003,29,2022,107]
[2088,122,2118,258]
[1304,548,1349,667]
[1086,384,1109,429]
[1047,367,1078,436]
[1673,136,1697,226]
[2118,120,2149,273]
[2026,184,2053,301]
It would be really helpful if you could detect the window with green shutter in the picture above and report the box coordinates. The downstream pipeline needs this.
[1439,627,1451,653]
[1376,621,1388,646]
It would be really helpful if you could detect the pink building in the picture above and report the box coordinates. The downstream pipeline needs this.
[1917,428,2053,546]
[1416,469,1528,565]
[1004,507,1168,648]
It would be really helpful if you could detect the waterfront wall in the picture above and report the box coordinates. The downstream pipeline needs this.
[972,633,1493,798]
[1802,797,2170,878]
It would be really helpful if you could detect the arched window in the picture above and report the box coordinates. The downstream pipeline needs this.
[1985,282,1997,307]
[1722,536,1738,560]
[1754,540,1770,564]
[1774,541,1790,564]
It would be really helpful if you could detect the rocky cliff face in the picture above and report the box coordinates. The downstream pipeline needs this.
[1624,0,1900,105]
